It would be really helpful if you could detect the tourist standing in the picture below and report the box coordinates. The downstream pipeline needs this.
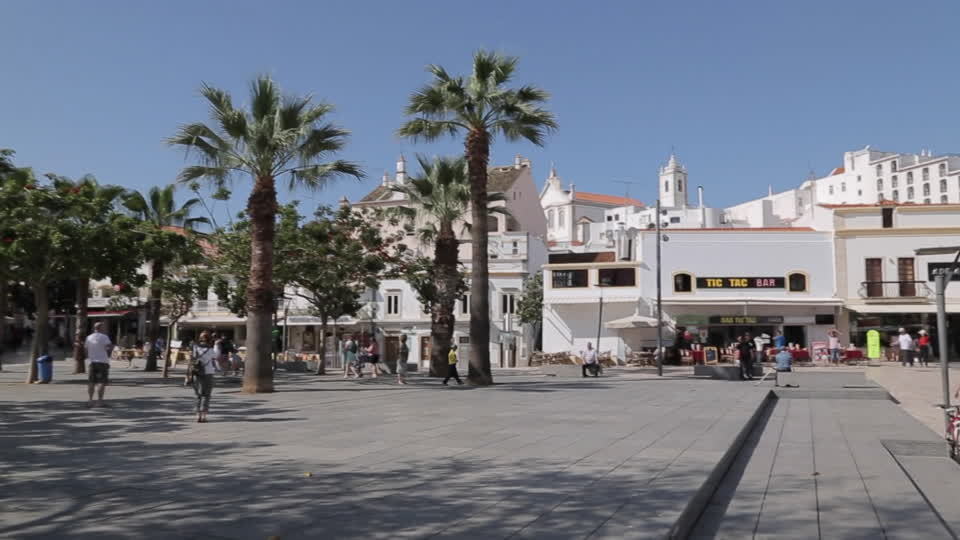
[85,322,114,408]
[773,330,786,350]
[343,334,361,378]
[443,345,463,386]
[827,329,842,365]
[581,342,599,377]
[397,335,409,385]
[737,333,757,381]
[898,328,915,367]
[365,339,382,377]
[191,331,218,423]
[917,329,931,367]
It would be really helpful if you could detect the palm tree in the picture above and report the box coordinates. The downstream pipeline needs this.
[168,76,362,393]
[398,51,557,385]
[390,156,508,377]
[124,185,210,372]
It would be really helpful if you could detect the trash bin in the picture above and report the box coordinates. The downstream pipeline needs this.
[37,355,53,383]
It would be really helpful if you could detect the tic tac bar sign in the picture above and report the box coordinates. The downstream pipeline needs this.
[696,277,785,289]
[708,316,784,325]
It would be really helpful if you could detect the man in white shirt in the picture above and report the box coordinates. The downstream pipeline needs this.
[581,342,600,377]
[85,322,114,407]
[897,328,915,367]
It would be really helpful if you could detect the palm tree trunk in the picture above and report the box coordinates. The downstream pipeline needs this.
[26,283,49,384]
[71,277,89,373]
[0,279,7,372]
[430,227,459,377]
[316,319,328,375]
[243,175,277,393]
[465,130,493,385]
[144,260,164,371]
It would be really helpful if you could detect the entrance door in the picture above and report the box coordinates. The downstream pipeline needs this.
[898,257,916,297]
[420,336,431,370]
[783,325,806,348]
[384,336,399,372]
[865,258,883,297]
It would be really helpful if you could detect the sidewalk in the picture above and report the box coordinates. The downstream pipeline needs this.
[867,363,960,434]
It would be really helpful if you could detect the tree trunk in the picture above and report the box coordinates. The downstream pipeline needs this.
[243,175,277,393]
[71,277,89,374]
[430,226,460,377]
[465,129,493,385]
[315,320,327,375]
[161,320,174,378]
[0,279,7,371]
[26,283,49,384]
[143,259,164,371]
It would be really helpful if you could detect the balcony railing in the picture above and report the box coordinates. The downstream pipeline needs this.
[859,281,932,300]
[193,300,228,312]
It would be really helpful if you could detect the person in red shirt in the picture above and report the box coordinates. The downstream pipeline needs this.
[917,330,931,367]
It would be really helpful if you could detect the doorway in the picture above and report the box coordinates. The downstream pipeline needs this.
[783,325,806,348]
[419,336,431,370]
[384,336,399,373]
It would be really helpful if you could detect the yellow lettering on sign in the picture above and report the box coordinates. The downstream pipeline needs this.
[706,278,724,287]
[728,278,748,287]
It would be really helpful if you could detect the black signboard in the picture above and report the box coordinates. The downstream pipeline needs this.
[927,262,960,282]
[696,277,785,289]
[708,315,784,325]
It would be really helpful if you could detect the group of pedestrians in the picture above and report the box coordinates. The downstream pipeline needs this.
[893,327,932,367]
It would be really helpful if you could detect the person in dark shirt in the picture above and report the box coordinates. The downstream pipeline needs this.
[737,333,757,381]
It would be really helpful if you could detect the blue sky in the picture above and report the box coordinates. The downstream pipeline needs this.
[3,0,959,222]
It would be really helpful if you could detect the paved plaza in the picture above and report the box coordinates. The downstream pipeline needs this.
[1,358,959,539]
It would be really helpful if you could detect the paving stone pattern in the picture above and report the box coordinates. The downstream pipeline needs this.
[0,360,767,539]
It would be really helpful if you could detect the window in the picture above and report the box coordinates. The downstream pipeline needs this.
[858,190,862,196]
[815,314,835,325]
[558,208,566,227]
[606,215,613,222]
[892,175,898,188]
[664,181,669,193]
[942,195,949,203]
[877,193,884,202]
[669,216,680,224]
[578,223,588,242]
[940,179,948,193]
[898,258,916,297]
[891,160,898,172]
[678,180,683,192]
[923,168,929,181]
[828,185,834,195]
[940,163,946,177]
[501,293,516,315]
[614,214,620,221]
[552,269,588,288]
[876,178,883,190]
[673,273,692,292]
[511,241,519,255]
[907,186,914,200]
[925,198,932,204]
[907,172,913,184]
[876,164,883,175]
[841,182,846,192]
[548,209,555,229]
[386,292,401,316]
[882,207,893,228]
[598,268,636,287]
[459,295,470,315]
[787,272,808,292]
[892,190,899,201]
[857,175,862,182]
[923,183,931,196]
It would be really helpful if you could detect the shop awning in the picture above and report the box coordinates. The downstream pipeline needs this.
[179,316,246,325]
[88,310,136,318]
[846,303,955,314]
[663,297,844,306]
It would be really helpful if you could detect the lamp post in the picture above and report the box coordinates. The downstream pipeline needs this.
[656,199,663,377]
[914,245,960,435]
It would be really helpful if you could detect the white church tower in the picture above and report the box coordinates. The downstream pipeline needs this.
[659,154,688,208]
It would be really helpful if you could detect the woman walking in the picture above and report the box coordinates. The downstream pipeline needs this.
[343,334,361,379]
[191,331,218,423]
[397,335,409,385]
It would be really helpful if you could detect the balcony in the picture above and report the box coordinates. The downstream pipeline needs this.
[193,300,228,313]
[859,281,932,302]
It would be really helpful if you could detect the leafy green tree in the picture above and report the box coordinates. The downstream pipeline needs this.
[157,266,212,378]
[123,185,210,371]
[169,76,363,393]
[517,272,543,352]
[398,51,557,385]
[390,156,507,376]
[0,149,24,369]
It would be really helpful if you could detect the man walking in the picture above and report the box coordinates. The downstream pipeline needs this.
[898,328,915,367]
[737,333,757,380]
[442,344,463,386]
[85,322,114,407]
[582,342,599,378]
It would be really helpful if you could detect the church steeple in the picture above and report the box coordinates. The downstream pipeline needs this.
[659,154,688,208]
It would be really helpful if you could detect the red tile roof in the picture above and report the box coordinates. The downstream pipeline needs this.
[828,166,845,176]
[656,227,815,232]
[574,192,645,207]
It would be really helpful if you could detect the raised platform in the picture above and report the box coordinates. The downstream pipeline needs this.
[694,363,763,380]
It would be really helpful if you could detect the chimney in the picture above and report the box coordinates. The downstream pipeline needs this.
[570,183,576,198]
[698,186,706,228]
[514,154,522,169]
[395,154,406,184]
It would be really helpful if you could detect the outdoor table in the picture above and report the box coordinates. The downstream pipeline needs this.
[792,350,811,361]
[690,350,705,364]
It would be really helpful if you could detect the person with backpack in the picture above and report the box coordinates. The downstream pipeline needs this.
[191,331,219,423]
[343,334,361,379]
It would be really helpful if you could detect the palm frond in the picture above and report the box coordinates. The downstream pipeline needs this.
[296,124,351,162]
[397,119,461,142]
[250,76,280,122]
[287,160,363,191]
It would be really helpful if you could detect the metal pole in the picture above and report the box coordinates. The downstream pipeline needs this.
[596,285,603,354]
[656,199,663,377]
[936,272,951,433]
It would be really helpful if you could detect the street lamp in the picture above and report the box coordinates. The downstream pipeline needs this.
[914,245,960,435]
[656,199,663,377]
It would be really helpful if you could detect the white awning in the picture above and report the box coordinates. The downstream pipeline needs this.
[847,303,960,314]
[663,297,844,306]
[179,316,246,326]
[605,314,660,329]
